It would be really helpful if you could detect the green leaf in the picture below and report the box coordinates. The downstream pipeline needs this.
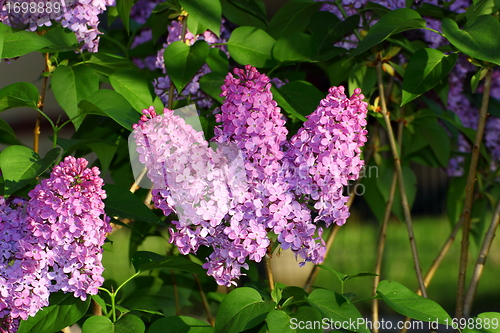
[2,30,51,58]
[377,280,452,325]
[307,289,369,333]
[39,25,78,52]
[471,68,488,93]
[186,14,207,36]
[266,0,321,39]
[103,184,162,224]
[18,292,91,333]
[215,287,276,333]
[462,312,500,333]
[206,48,229,75]
[52,65,99,130]
[289,307,323,333]
[0,23,9,60]
[164,40,209,93]
[271,285,282,303]
[131,251,164,271]
[179,0,222,36]
[136,254,206,275]
[442,16,500,66]
[0,118,16,139]
[220,0,267,30]
[86,141,118,176]
[266,310,294,333]
[199,72,225,103]
[82,316,114,333]
[116,0,135,32]
[0,82,39,112]
[466,0,500,23]
[273,33,316,63]
[348,63,377,97]
[87,53,136,76]
[0,146,62,195]
[402,49,457,106]
[110,69,163,112]
[149,316,214,333]
[310,11,359,52]
[271,81,324,121]
[115,314,146,333]
[79,89,140,131]
[350,8,426,57]
[227,26,276,68]
[413,111,451,167]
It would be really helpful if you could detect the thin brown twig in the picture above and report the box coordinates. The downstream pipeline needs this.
[34,53,50,154]
[265,254,274,291]
[92,299,103,316]
[373,119,403,332]
[456,69,493,319]
[194,273,215,326]
[376,61,427,298]
[463,198,500,317]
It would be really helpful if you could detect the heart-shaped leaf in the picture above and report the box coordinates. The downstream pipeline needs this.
[164,40,209,93]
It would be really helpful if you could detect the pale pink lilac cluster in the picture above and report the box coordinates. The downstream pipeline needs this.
[286,86,368,226]
[133,106,251,286]
[134,66,368,286]
[0,157,111,331]
[153,20,228,108]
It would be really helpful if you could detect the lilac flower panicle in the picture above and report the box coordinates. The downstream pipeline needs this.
[135,66,368,286]
[286,86,368,227]
[1,156,111,332]
[26,156,112,300]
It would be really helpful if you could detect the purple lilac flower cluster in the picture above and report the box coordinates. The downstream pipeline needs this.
[286,86,368,227]
[0,0,115,52]
[153,20,228,108]
[0,197,43,332]
[134,66,368,286]
[0,157,111,331]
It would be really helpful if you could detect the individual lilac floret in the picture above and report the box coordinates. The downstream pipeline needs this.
[153,20,228,108]
[287,86,368,227]
[25,156,112,300]
[0,197,49,331]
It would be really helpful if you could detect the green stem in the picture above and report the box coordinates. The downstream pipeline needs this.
[376,61,427,298]
[456,69,493,319]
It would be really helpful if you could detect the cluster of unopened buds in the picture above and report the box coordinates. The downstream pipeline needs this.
[0,157,111,332]
[134,65,368,286]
